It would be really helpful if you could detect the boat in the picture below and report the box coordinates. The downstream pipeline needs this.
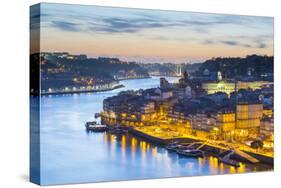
[218,150,240,167]
[166,144,183,151]
[218,157,240,167]
[85,121,108,132]
[166,144,187,152]
[94,113,101,118]
[177,149,205,158]
[85,121,97,127]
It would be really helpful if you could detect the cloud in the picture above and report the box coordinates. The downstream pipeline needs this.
[202,38,269,49]
[256,42,267,49]
[51,21,80,32]
[203,40,215,45]
[39,4,273,52]
[221,40,238,46]
[87,17,184,34]
[40,5,273,38]
[42,10,253,34]
[90,16,238,34]
[243,44,253,48]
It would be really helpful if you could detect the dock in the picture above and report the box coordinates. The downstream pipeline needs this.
[102,125,273,165]
[218,150,240,167]
[233,149,260,163]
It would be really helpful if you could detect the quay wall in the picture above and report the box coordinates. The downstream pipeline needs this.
[129,128,167,146]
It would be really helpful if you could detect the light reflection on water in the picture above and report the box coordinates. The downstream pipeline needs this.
[103,132,217,174]
[39,77,271,185]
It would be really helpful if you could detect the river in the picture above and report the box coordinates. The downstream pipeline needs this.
[38,77,270,185]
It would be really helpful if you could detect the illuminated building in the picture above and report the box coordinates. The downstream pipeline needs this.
[262,106,273,118]
[202,71,272,95]
[236,102,263,138]
[236,81,272,91]
[202,80,273,96]
[202,80,235,95]
[140,101,155,114]
[190,113,217,138]
[216,109,236,141]
[260,117,274,138]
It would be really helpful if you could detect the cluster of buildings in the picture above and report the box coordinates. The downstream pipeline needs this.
[41,52,88,60]
[40,52,127,94]
[101,70,273,149]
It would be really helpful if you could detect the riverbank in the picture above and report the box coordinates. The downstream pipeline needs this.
[116,76,151,81]
[41,84,124,96]
[109,125,273,166]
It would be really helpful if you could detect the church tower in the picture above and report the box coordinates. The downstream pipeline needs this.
[217,71,222,81]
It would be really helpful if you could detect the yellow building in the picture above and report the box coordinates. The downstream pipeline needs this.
[202,80,272,95]
[216,111,236,141]
[217,111,236,132]
[237,81,272,90]
[263,108,273,118]
[236,103,263,138]
[202,81,235,95]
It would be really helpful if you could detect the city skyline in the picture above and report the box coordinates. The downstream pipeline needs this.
[30,3,274,63]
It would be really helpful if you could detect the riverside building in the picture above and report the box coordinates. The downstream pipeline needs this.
[101,72,272,145]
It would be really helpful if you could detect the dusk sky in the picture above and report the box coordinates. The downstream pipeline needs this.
[31,3,274,63]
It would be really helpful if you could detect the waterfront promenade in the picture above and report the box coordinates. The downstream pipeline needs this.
[130,125,273,164]
[41,83,124,95]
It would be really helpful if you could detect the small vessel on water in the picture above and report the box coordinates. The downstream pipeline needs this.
[177,149,205,158]
[85,121,108,132]
[218,157,240,167]
[94,113,101,118]
[166,144,187,152]
[218,150,240,167]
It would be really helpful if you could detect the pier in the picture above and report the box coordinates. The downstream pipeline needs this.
[234,149,260,163]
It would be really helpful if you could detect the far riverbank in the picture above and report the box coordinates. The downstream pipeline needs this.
[41,83,124,96]
[116,76,151,81]
[40,76,158,96]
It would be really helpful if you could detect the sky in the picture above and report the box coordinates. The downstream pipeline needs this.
[30,3,274,63]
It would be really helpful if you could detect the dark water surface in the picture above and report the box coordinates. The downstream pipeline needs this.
[39,77,270,185]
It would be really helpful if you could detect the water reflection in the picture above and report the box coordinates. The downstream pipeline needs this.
[99,132,258,176]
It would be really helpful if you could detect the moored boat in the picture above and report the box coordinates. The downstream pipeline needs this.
[177,149,205,158]
[85,121,108,132]
[166,144,187,152]
[85,121,97,127]
[94,113,101,118]
[218,157,240,167]
[218,150,240,167]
